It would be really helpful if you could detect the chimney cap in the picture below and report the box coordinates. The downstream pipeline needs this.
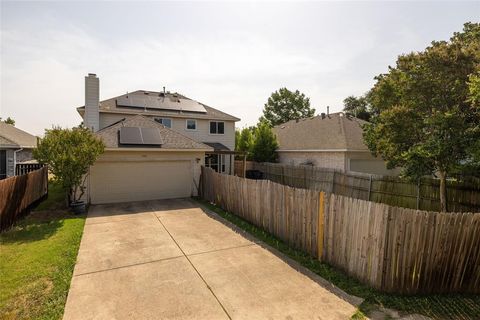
[87,73,97,77]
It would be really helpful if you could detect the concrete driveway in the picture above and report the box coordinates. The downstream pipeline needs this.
[63,199,359,320]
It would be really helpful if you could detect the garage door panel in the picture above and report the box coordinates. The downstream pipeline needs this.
[90,161,192,204]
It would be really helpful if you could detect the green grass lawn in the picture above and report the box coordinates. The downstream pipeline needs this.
[196,198,480,320]
[0,182,86,320]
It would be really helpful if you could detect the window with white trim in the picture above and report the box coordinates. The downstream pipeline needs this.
[186,119,197,130]
[154,118,172,128]
[209,121,224,134]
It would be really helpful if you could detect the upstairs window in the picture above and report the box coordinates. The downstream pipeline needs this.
[154,118,172,128]
[210,121,225,134]
[186,119,197,130]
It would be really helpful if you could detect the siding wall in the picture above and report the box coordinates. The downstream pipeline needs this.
[277,151,346,170]
[345,151,401,176]
[277,150,399,176]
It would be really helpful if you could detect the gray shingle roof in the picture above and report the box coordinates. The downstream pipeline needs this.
[0,122,37,148]
[96,115,213,150]
[77,90,240,122]
[273,112,369,151]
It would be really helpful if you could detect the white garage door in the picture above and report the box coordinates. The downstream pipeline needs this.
[90,161,192,204]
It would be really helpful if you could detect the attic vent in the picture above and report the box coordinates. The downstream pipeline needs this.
[144,91,149,95]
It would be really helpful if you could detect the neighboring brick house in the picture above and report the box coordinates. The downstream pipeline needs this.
[0,122,37,179]
[273,112,400,176]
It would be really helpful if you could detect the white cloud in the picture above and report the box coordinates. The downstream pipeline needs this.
[1,23,373,134]
[2,1,477,134]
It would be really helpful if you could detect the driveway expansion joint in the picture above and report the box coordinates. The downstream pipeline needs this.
[186,243,256,257]
[152,209,233,320]
[73,255,185,277]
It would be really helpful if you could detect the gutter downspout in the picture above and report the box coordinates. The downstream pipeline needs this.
[13,148,23,176]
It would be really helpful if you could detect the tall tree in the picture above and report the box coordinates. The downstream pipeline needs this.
[251,123,278,162]
[343,95,372,121]
[235,129,241,152]
[363,22,480,212]
[236,127,255,160]
[0,117,15,126]
[259,88,315,127]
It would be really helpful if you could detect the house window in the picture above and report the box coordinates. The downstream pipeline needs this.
[210,121,225,134]
[154,118,172,128]
[186,119,197,130]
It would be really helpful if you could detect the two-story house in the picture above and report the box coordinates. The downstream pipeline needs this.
[77,74,239,204]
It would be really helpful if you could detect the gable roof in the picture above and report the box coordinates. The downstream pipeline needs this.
[77,90,240,122]
[95,115,213,151]
[273,112,369,151]
[0,122,37,148]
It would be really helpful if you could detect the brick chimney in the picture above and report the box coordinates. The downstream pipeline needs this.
[84,73,99,132]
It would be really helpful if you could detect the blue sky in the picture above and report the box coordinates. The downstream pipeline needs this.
[1,1,479,135]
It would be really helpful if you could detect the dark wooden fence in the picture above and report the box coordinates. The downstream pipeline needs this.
[201,167,480,294]
[16,163,45,176]
[0,167,48,231]
[243,162,480,213]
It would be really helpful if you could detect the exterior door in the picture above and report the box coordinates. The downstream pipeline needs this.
[0,150,6,180]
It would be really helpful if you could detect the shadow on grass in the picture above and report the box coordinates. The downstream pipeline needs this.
[0,212,85,245]
[1,180,82,245]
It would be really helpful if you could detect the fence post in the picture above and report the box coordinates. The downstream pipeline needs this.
[317,192,325,260]
[331,171,336,193]
[416,179,421,210]
[304,166,307,188]
[368,174,373,201]
[242,154,247,178]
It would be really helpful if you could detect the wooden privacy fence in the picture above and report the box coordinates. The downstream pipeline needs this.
[248,162,480,213]
[0,167,48,231]
[201,167,480,294]
[233,160,254,177]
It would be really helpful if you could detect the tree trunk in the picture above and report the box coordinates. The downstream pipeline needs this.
[438,170,447,212]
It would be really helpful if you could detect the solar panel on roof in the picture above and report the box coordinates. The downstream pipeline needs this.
[119,127,142,144]
[141,127,164,145]
[119,127,163,146]
[116,94,207,113]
